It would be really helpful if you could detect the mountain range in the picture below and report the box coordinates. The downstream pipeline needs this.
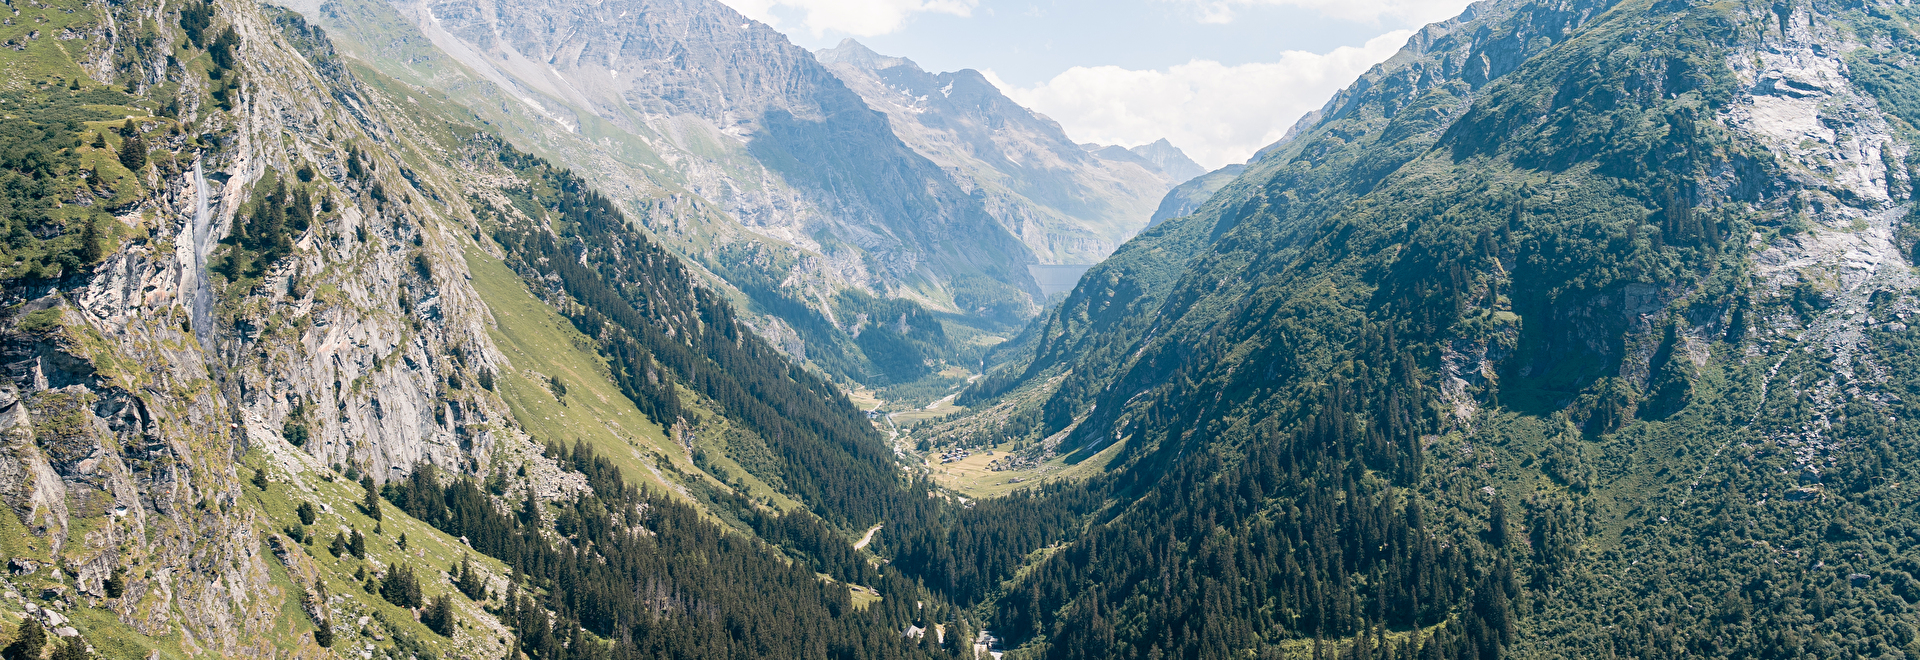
[3,0,1919,658]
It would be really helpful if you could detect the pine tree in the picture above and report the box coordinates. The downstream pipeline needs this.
[76,216,101,264]
[348,529,366,558]
[3,618,46,660]
[361,475,382,521]
[208,27,238,71]
[456,554,486,601]
[948,617,974,659]
[283,420,309,447]
[1489,497,1510,548]
[520,490,541,527]
[117,129,146,171]
[381,564,422,609]
[179,2,212,47]
[423,594,455,636]
[103,567,126,598]
[49,637,86,660]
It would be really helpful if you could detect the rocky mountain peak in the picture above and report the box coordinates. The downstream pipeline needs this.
[1127,138,1206,182]
[816,38,914,71]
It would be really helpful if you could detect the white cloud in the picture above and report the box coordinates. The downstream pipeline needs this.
[987,30,1410,170]
[719,0,977,37]
[1167,0,1474,24]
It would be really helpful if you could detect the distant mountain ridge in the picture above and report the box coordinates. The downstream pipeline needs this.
[816,39,1179,266]
[1146,163,1244,228]
[1128,138,1207,182]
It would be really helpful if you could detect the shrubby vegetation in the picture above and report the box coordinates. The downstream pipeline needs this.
[0,86,132,280]
[211,174,312,286]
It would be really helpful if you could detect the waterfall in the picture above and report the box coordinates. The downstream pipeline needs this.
[191,160,213,346]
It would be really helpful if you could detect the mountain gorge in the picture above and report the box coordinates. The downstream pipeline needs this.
[6,0,1920,658]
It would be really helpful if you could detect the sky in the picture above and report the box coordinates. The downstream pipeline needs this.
[716,0,1478,169]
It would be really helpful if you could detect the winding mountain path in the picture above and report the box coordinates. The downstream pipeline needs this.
[854,523,882,550]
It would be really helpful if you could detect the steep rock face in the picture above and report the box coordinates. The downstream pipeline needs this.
[817,39,1177,265]
[0,313,276,656]
[178,6,517,486]
[1714,0,1918,481]
[0,0,700,656]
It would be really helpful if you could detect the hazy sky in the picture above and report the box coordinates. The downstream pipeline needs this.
[717,0,1477,168]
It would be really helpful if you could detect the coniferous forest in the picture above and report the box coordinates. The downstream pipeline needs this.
[444,131,1574,660]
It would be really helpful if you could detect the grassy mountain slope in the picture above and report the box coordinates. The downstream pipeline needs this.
[461,242,803,515]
